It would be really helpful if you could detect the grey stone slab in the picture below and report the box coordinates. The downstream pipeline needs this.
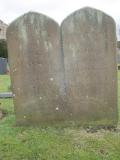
[116,48,120,64]
[7,12,66,125]
[61,7,118,125]
[0,57,7,74]
[0,92,13,98]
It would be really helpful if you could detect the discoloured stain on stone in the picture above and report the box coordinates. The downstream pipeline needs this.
[97,11,103,24]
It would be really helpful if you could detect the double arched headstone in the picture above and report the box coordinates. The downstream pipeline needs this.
[7,7,118,125]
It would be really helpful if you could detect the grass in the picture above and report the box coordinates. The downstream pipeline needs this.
[0,75,11,92]
[0,72,120,160]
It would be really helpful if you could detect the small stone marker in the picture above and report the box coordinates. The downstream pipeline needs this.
[0,57,7,74]
[0,92,13,98]
[61,7,118,125]
[7,12,66,125]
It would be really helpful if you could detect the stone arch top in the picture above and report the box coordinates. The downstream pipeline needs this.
[61,7,116,27]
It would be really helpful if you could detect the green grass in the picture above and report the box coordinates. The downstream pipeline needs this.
[0,73,120,160]
[0,75,11,92]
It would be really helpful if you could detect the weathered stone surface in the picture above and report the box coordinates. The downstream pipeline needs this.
[61,7,118,125]
[7,12,66,125]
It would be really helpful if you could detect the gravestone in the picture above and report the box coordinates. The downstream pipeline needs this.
[116,49,120,64]
[0,92,13,98]
[61,7,118,125]
[117,41,120,64]
[7,8,118,126]
[7,12,66,125]
[0,57,7,74]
